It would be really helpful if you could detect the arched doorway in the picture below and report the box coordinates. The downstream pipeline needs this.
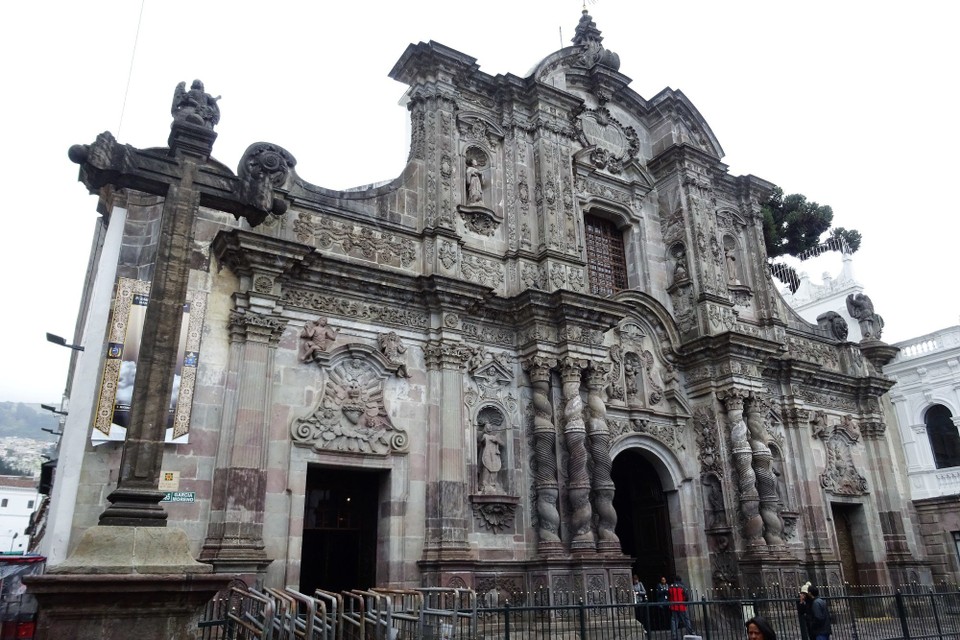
[612,449,674,597]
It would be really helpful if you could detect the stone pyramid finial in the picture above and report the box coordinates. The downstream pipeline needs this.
[572,9,604,46]
[571,9,620,71]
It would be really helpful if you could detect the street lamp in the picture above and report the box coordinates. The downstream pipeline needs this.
[45,332,83,352]
[8,532,17,553]
[40,404,67,416]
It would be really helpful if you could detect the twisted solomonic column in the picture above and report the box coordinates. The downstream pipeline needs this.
[747,396,785,547]
[522,357,562,555]
[720,390,764,548]
[562,357,595,552]
[586,364,619,553]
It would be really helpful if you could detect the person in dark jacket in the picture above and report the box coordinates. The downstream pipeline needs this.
[668,575,695,640]
[803,585,831,640]
[797,581,812,640]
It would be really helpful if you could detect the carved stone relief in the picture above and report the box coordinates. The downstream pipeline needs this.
[291,356,408,455]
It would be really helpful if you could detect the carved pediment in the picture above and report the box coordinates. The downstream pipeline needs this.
[292,348,408,456]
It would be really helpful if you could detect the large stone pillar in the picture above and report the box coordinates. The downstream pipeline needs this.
[720,390,764,549]
[586,363,619,554]
[523,356,563,556]
[200,309,286,575]
[422,340,471,560]
[561,357,594,553]
[746,396,785,547]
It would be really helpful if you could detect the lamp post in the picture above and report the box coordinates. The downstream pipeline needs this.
[8,531,17,553]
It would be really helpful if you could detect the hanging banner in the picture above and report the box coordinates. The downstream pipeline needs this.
[92,277,205,444]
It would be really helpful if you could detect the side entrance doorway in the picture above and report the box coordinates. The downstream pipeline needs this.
[612,448,674,609]
[299,465,384,593]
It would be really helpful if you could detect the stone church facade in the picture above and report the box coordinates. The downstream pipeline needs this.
[46,11,930,595]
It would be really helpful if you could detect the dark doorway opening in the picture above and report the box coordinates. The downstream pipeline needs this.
[300,465,383,593]
[613,448,673,620]
[831,503,864,584]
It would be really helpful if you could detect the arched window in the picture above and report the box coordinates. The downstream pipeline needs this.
[926,404,960,469]
[584,214,627,296]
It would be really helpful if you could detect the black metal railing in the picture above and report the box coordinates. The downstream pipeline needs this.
[197,583,960,640]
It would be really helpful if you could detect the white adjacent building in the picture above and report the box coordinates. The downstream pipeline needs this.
[0,476,40,554]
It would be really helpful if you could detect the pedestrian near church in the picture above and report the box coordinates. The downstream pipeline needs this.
[803,585,831,640]
[797,581,812,640]
[668,575,695,640]
[632,573,647,622]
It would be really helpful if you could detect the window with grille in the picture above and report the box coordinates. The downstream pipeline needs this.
[584,215,628,296]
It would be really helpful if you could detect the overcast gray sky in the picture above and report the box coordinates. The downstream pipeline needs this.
[2,0,957,403]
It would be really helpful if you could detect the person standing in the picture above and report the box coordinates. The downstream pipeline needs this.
[797,582,812,640]
[668,575,695,640]
[632,574,647,622]
[745,615,778,640]
[804,585,831,640]
[655,576,670,629]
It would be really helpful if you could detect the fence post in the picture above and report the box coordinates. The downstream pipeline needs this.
[930,587,944,640]
[503,600,510,640]
[701,595,710,640]
[579,598,587,640]
[894,590,911,640]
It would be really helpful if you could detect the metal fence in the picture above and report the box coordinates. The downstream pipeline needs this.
[199,583,960,640]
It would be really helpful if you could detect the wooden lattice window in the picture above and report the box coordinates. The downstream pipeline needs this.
[584,215,628,296]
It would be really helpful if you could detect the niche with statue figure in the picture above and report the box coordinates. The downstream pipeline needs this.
[470,404,520,533]
[457,146,501,236]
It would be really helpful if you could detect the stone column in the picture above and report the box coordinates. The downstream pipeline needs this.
[720,390,764,548]
[422,340,471,559]
[523,356,563,556]
[746,396,784,547]
[561,357,594,552]
[200,310,286,575]
[586,363,619,553]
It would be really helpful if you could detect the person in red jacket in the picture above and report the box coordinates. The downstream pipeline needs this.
[668,575,696,640]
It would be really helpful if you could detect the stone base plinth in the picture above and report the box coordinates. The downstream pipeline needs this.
[25,526,235,640]
[25,573,233,640]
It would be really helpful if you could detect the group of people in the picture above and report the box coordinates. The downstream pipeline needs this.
[631,574,696,639]
[630,574,831,640]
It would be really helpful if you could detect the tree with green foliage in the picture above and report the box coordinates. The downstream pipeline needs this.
[761,187,861,291]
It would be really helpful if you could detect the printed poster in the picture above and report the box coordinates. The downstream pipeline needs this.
[93,277,205,444]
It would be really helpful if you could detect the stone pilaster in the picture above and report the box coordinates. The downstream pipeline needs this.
[421,340,472,560]
[720,389,764,549]
[523,356,563,557]
[561,357,594,553]
[586,363,619,554]
[200,310,286,574]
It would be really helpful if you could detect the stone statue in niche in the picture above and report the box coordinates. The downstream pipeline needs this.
[378,331,409,378]
[477,410,506,494]
[299,317,338,362]
[725,247,740,285]
[171,80,220,129]
[673,253,689,285]
[466,159,484,204]
[846,293,884,340]
[624,355,640,403]
[641,350,664,405]
[703,475,727,528]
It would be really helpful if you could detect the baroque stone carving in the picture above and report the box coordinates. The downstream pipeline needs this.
[171,79,220,129]
[378,331,409,378]
[817,311,849,341]
[846,293,884,340]
[298,317,338,362]
[719,390,764,546]
[282,289,429,329]
[561,358,594,548]
[471,499,517,533]
[477,407,506,494]
[291,357,408,455]
[814,413,868,496]
[238,142,296,216]
[315,217,416,267]
[573,106,639,174]
[522,357,562,550]
[694,407,723,477]
[586,365,618,549]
